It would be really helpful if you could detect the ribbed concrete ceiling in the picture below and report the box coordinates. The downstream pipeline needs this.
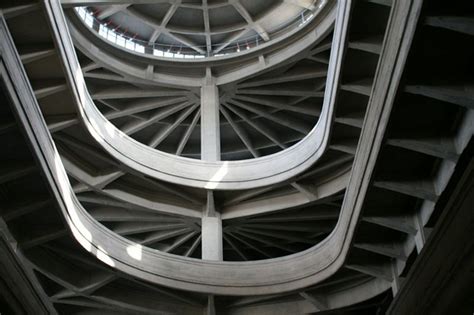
[1,0,473,313]
[86,0,319,56]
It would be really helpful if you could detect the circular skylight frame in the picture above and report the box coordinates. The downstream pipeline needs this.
[73,0,328,62]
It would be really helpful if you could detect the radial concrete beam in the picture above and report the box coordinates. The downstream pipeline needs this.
[202,191,223,260]
[201,83,221,161]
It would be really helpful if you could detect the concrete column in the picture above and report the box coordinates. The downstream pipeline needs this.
[206,295,216,315]
[200,84,220,161]
[201,191,223,260]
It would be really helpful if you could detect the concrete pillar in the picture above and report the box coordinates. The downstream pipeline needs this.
[200,84,220,161]
[201,191,223,260]
[206,295,216,315]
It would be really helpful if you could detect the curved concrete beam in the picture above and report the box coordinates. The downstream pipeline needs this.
[58,9,338,190]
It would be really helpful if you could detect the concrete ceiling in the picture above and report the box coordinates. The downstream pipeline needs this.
[0,0,473,313]
[85,0,317,55]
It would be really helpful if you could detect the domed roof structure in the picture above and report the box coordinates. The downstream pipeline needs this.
[79,0,321,57]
